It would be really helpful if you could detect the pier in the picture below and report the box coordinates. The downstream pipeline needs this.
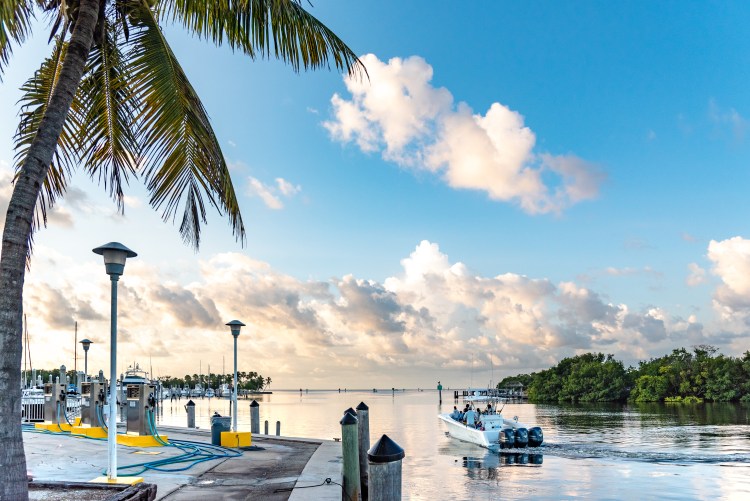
[23,425,343,500]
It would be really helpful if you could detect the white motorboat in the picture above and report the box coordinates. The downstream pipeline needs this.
[204,388,215,398]
[438,399,543,451]
[191,384,204,397]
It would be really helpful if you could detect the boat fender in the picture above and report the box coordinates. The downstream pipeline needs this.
[528,427,544,447]
[514,427,529,448]
[499,428,515,450]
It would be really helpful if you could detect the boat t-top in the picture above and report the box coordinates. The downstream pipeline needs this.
[438,389,543,451]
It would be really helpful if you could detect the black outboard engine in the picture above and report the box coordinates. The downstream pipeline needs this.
[528,426,544,447]
[499,428,515,449]
[514,427,529,448]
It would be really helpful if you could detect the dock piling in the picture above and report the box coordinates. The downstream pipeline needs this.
[368,434,404,501]
[275,420,281,436]
[185,400,195,428]
[264,420,269,435]
[250,400,260,434]
[340,410,361,501]
[356,401,370,501]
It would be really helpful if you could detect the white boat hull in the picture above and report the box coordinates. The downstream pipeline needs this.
[438,413,501,450]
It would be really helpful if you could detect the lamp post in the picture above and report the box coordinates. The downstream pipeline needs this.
[79,338,93,381]
[93,242,137,482]
[226,320,245,432]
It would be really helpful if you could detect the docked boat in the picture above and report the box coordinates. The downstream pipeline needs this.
[191,384,204,397]
[205,388,215,398]
[438,396,543,451]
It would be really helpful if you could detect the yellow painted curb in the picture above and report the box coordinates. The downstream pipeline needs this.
[116,434,168,447]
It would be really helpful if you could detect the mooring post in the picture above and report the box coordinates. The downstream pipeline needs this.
[368,434,405,501]
[276,420,281,436]
[185,399,196,428]
[357,401,371,501]
[341,410,361,501]
[250,400,260,434]
[437,381,443,404]
[264,420,269,435]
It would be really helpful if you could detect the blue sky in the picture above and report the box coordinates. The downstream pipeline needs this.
[2,1,750,388]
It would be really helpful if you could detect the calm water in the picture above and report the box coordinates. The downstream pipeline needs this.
[154,390,750,500]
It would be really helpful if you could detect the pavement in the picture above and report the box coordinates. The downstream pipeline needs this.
[23,424,343,500]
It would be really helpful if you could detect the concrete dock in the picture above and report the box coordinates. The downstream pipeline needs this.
[23,425,343,500]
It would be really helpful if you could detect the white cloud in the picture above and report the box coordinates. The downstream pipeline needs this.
[20,239,742,388]
[707,237,750,327]
[276,178,301,197]
[686,263,707,287]
[246,176,302,209]
[325,54,604,214]
[247,177,283,209]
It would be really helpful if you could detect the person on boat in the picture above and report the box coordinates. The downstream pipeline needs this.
[464,407,477,428]
[486,403,493,414]
[450,406,461,420]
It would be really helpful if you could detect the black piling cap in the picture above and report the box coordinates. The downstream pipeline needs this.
[345,407,357,416]
[340,411,358,425]
[186,399,195,406]
[368,434,405,463]
[250,400,259,407]
[356,401,369,411]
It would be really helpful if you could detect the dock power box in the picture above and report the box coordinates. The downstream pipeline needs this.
[126,383,157,435]
[43,382,66,423]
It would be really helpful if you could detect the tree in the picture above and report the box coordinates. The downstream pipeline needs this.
[0,2,363,497]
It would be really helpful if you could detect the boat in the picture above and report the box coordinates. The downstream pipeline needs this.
[218,383,231,398]
[180,387,189,397]
[191,384,204,397]
[205,388,215,398]
[438,392,543,451]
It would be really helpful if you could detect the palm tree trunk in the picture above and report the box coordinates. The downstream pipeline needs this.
[0,1,101,498]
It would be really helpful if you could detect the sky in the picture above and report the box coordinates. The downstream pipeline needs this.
[2,1,750,389]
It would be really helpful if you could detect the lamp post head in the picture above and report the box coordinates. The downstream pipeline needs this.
[80,338,93,352]
[226,320,245,338]
[92,242,137,276]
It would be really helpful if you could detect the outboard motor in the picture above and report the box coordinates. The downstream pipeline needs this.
[528,427,544,447]
[514,427,529,448]
[499,428,515,449]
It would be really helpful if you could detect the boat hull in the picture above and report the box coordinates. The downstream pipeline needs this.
[438,414,501,451]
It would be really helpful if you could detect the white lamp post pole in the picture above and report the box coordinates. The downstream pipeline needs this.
[226,320,245,432]
[93,242,137,482]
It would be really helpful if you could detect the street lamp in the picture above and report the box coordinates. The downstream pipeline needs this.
[226,320,245,432]
[93,242,137,482]
[79,338,93,381]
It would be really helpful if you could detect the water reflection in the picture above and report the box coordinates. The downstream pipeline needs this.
[462,451,543,480]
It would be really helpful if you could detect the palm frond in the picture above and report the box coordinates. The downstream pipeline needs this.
[77,19,139,209]
[14,37,85,231]
[164,0,366,78]
[127,2,245,249]
[0,1,35,79]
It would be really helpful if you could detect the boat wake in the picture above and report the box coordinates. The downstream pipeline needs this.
[540,443,750,464]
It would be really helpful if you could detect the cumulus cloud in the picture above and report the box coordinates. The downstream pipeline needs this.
[22,240,737,388]
[708,98,747,141]
[324,54,604,214]
[247,176,301,209]
[708,237,750,327]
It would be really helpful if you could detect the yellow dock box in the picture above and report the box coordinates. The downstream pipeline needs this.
[221,431,251,448]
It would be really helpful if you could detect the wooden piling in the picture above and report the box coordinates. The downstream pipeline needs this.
[356,401,370,501]
[368,434,404,501]
[275,420,281,436]
[340,411,361,501]
[185,400,195,428]
[264,420,269,435]
[250,400,260,434]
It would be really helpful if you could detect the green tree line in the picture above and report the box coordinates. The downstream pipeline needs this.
[497,345,750,403]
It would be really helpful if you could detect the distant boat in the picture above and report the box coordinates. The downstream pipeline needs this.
[205,388,215,398]
[191,384,204,397]
[373,388,378,393]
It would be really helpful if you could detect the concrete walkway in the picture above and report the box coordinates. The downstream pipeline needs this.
[23,424,342,500]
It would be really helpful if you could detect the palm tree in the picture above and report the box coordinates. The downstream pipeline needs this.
[0,1,363,497]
